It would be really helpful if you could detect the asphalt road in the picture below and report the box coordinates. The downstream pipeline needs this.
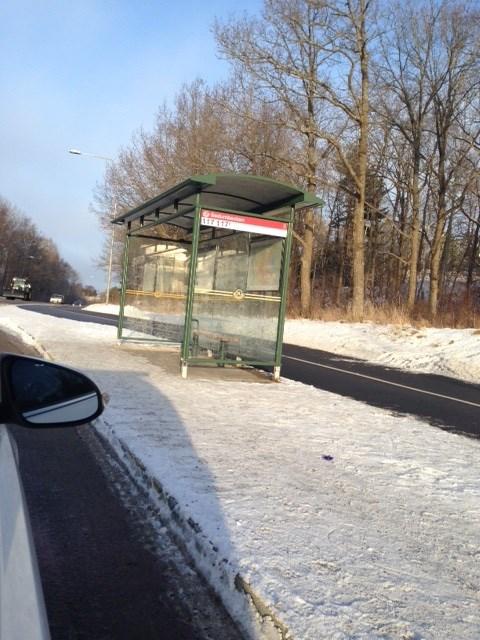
[282,344,480,438]
[16,301,119,326]
[2,330,243,640]
[15,302,480,438]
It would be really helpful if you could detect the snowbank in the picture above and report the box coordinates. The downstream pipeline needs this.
[3,305,479,639]
[86,304,480,384]
[284,320,480,385]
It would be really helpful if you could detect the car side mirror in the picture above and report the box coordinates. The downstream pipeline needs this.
[0,354,103,428]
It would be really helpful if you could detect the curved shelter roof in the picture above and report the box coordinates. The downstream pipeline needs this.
[113,173,321,230]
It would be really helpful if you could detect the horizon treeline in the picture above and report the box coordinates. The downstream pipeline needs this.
[0,197,86,302]
[95,0,480,326]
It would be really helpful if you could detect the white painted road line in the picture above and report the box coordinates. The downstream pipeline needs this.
[283,355,480,409]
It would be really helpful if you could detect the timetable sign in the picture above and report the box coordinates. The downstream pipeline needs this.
[200,209,288,237]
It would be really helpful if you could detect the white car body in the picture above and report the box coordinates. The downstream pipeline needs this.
[0,428,50,640]
[0,354,103,640]
[49,295,64,304]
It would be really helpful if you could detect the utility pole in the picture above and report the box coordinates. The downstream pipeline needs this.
[68,148,116,305]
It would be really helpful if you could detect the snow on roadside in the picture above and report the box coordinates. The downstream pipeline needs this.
[3,305,480,639]
[284,320,480,385]
[86,303,480,385]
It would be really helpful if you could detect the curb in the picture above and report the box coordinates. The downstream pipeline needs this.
[95,417,293,640]
[2,320,292,639]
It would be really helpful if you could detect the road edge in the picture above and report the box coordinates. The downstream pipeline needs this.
[1,322,293,640]
[94,416,292,640]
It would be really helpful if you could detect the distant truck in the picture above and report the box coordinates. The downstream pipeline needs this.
[3,277,32,301]
[49,294,64,304]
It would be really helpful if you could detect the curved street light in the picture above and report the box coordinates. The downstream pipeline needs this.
[69,149,114,162]
[68,148,116,305]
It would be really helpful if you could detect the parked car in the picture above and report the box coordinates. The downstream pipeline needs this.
[0,354,103,640]
[49,294,64,304]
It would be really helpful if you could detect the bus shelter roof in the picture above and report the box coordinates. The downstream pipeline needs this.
[112,173,321,230]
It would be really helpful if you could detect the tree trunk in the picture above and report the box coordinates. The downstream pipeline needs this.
[407,159,422,312]
[439,213,453,296]
[300,208,314,316]
[351,1,368,321]
[352,196,365,319]
[429,226,444,317]
[300,123,318,317]
[465,215,480,303]
[429,202,447,318]
[351,130,367,319]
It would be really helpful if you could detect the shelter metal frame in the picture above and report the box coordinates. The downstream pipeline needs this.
[112,174,321,379]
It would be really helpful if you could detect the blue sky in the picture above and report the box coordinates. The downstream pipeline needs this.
[0,0,261,290]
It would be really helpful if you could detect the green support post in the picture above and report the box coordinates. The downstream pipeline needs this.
[181,193,202,378]
[117,234,130,340]
[273,205,295,381]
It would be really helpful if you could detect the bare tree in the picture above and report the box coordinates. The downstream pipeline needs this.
[376,1,441,312]
[0,196,82,301]
[88,0,480,323]
[93,78,297,282]
[425,2,480,316]
[215,1,329,315]
[215,0,374,318]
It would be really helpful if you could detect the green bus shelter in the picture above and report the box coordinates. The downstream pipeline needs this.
[112,173,320,379]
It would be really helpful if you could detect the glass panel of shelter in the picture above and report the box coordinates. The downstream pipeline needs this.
[120,218,286,368]
[189,230,283,365]
[120,235,189,344]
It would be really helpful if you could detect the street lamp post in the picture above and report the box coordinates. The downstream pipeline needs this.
[68,148,116,305]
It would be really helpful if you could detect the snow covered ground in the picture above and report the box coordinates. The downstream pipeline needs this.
[284,320,480,385]
[89,303,480,384]
[1,304,479,639]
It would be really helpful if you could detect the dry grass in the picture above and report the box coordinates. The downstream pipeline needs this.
[287,297,480,330]
[431,309,480,329]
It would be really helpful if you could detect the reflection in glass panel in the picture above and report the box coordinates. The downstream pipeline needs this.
[121,236,189,343]
[213,235,249,292]
[190,231,283,363]
[247,238,282,291]
[196,247,216,290]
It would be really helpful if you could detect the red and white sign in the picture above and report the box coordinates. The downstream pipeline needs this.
[200,209,288,238]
